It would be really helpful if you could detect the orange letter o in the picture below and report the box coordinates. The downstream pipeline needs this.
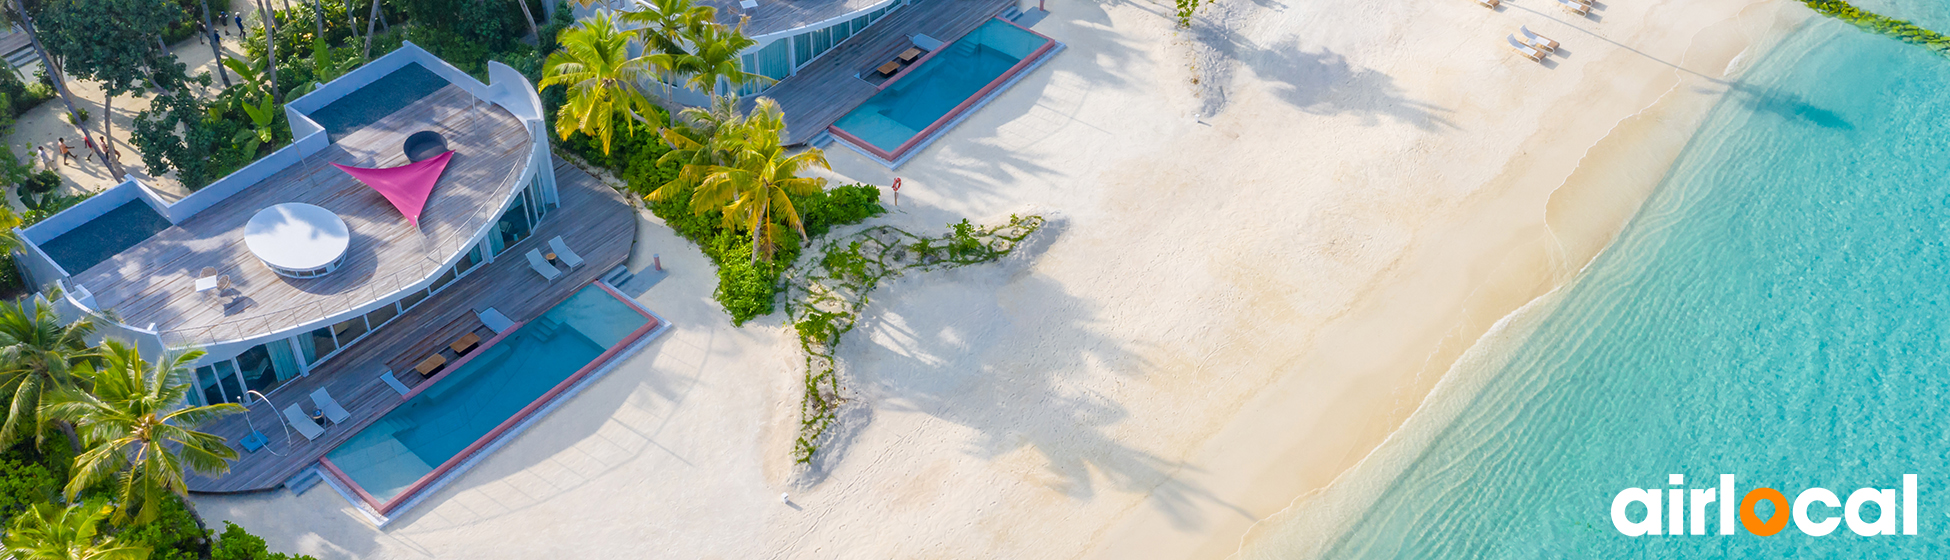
[1740,488,1790,536]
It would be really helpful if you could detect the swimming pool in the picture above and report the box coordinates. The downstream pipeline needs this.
[307,62,452,141]
[319,283,660,515]
[38,199,170,275]
[829,18,1056,163]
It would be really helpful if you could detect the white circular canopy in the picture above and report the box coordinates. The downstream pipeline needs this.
[244,203,350,277]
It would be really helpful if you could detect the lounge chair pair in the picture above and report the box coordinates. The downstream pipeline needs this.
[525,236,586,281]
[1558,0,1591,16]
[1507,27,1560,62]
[280,388,351,442]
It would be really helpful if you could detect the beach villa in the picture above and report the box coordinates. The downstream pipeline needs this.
[595,0,1061,166]
[9,43,667,522]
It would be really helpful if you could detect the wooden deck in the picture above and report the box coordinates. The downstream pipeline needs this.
[760,0,1012,145]
[73,85,532,346]
[187,158,636,494]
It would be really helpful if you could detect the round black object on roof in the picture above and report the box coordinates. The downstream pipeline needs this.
[403,130,447,162]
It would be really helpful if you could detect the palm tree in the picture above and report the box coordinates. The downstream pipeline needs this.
[692,98,830,261]
[254,0,283,103]
[0,299,95,449]
[676,18,765,96]
[0,205,24,257]
[44,342,243,525]
[4,0,101,168]
[651,93,745,203]
[1,500,148,560]
[514,0,540,44]
[539,11,666,155]
[621,0,715,57]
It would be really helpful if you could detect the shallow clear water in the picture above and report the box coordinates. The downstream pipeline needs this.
[831,19,1048,153]
[326,285,646,502]
[1317,19,1950,557]
[39,199,169,275]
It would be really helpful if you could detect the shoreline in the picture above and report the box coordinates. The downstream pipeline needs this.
[1222,2,1814,558]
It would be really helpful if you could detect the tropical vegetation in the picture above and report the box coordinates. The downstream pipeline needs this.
[545,5,881,324]
[0,298,310,558]
[1800,0,1950,54]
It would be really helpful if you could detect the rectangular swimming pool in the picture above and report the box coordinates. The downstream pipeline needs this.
[829,18,1056,162]
[38,199,170,275]
[320,283,659,515]
[307,62,453,142]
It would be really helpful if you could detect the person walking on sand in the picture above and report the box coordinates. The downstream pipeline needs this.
[36,145,49,170]
[82,134,99,158]
[56,138,74,166]
[235,13,244,34]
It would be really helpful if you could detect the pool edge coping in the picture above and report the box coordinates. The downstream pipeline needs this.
[314,279,671,525]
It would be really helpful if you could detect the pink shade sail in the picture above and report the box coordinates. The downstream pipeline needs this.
[331,150,453,227]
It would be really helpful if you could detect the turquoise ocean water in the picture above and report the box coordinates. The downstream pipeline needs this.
[1316,17,1950,558]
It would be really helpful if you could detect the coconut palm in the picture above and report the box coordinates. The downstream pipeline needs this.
[0,299,95,449]
[1,500,148,560]
[692,98,830,261]
[621,0,716,57]
[44,342,243,525]
[650,93,746,203]
[676,18,765,96]
[539,11,667,155]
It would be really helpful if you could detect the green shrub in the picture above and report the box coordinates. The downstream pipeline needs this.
[211,521,319,560]
[22,170,59,195]
[0,446,58,520]
[114,496,205,560]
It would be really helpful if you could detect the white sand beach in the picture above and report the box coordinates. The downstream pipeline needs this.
[195,0,1811,557]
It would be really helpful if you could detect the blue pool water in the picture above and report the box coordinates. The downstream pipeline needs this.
[39,199,169,275]
[308,62,451,142]
[326,286,648,503]
[831,19,1049,154]
[1293,17,1950,558]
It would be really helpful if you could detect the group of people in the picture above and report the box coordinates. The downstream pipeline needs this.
[196,10,251,44]
[34,134,113,171]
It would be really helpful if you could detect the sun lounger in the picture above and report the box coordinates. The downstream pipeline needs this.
[311,388,350,424]
[415,354,447,375]
[450,332,481,355]
[282,404,324,441]
[476,308,515,333]
[1557,0,1590,15]
[379,369,411,396]
[525,249,562,281]
[1520,25,1560,51]
[1507,35,1546,62]
[1477,0,1499,8]
[548,236,585,270]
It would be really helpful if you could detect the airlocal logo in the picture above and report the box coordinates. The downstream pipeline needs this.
[1611,474,1917,537]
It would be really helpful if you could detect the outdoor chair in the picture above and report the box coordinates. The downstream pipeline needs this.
[311,388,350,424]
[282,404,324,441]
[548,236,585,270]
[1507,35,1547,62]
[526,249,562,281]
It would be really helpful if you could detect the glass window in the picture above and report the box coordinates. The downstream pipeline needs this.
[832,21,852,44]
[793,33,810,68]
[196,365,226,406]
[400,288,429,310]
[365,302,400,330]
[302,325,337,363]
[494,196,534,254]
[236,344,290,395]
[811,27,833,58]
[431,266,459,292]
[331,316,368,345]
[455,245,484,275]
[213,361,244,403]
[852,14,871,33]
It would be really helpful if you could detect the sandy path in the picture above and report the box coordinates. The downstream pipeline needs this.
[194,0,1811,557]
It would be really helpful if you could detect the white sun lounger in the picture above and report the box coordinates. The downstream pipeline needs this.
[282,404,324,441]
[1507,35,1546,62]
[1520,25,1560,51]
[1477,0,1499,8]
[311,388,351,424]
[525,249,562,281]
[1557,0,1590,15]
[378,369,412,396]
[548,236,585,270]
